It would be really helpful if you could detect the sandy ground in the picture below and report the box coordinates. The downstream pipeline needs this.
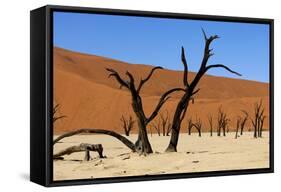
[53,131,270,181]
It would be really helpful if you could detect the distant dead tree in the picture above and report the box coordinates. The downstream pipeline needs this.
[120,115,135,136]
[166,121,172,136]
[151,111,172,136]
[106,67,184,154]
[187,117,201,137]
[208,114,213,136]
[251,100,266,138]
[151,120,161,136]
[165,29,241,152]
[217,107,229,137]
[149,126,153,137]
[53,104,66,124]
[235,110,249,139]
[192,117,202,137]
[160,111,172,136]
[240,110,248,136]
[187,118,193,135]
[235,117,241,139]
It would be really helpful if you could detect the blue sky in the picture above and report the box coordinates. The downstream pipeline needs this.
[53,11,270,83]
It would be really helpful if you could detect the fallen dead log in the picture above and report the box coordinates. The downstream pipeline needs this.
[53,143,105,161]
[53,128,136,152]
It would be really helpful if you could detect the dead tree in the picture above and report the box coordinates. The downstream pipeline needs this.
[217,107,229,137]
[149,126,153,137]
[259,117,265,137]
[53,104,66,124]
[192,117,202,137]
[208,114,213,137]
[53,143,105,161]
[160,111,171,136]
[120,115,135,136]
[240,110,248,135]
[235,110,249,139]
[151,120,161,136]
[151,111,171,136]
[106,67,184,154]
[150,111,171,136]
[166,122,172,136]
[235,117,241,139]
[187,118,193,135]
[166,29,241,152]
[251,100,266,138]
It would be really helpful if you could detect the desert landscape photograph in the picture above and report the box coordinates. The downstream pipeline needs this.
[52,11,271,181]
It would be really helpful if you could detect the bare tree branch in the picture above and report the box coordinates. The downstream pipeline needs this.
[201,28,208,41]
[181,47,189,87]
[53,116,66,123]
[191,88,200,96]
[137,66,163,93]
[106,68,129,89]
[120,115,135,136]
[146,88,185,123]
[205,64,242,76]
[125,71,136,89]
[53,104,66,124]
[53,104,59,114]
[201,28,219,62]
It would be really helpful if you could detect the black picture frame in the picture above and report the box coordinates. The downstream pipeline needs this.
[30,5,274,187]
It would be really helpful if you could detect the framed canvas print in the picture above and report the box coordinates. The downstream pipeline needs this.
[30,5,274,187]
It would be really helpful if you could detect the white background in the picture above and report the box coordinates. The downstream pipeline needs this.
[0,0,279,191]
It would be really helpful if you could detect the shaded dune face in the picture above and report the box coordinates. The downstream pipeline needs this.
[53,47,270,134]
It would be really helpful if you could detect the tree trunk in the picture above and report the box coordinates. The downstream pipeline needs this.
[134,119,153,154]
[253,119,257,138]
[165,127,180,152]
[235,119,240,139]
[53,143,105,160]
[198,128,201,137]
[165,96,190,152]
[240,126,244,135]
[131,94,153,154]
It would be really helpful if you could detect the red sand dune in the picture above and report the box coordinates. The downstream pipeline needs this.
[53,47,270,134]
